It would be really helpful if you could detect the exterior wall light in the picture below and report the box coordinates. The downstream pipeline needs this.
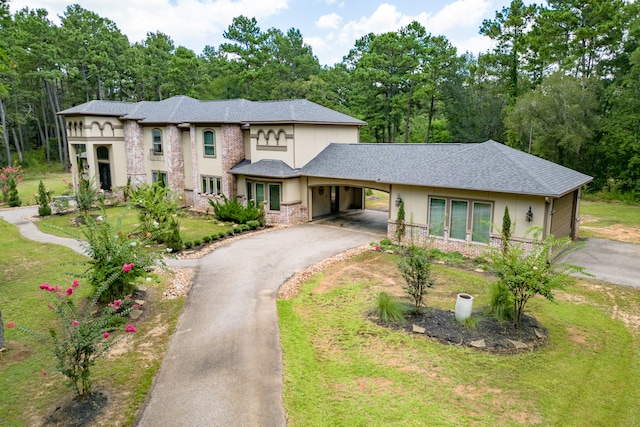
[395,195,402,207]
[526,206,533,222]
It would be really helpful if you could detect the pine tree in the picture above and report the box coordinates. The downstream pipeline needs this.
[8,179,21,207]
[35,180,53,216]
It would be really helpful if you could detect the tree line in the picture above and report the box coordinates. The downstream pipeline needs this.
[0,1,638,197]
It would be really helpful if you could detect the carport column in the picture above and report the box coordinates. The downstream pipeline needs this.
[124,120,146,186]
[221,124,245,198]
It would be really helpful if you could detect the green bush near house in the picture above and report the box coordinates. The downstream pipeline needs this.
[209,195,262,224]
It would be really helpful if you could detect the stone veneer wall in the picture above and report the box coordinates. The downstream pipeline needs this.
[221,124,245,198]
[166,125,185,195]
[124,120,146,186]
[387,221,534,257]
[265,202,309,226]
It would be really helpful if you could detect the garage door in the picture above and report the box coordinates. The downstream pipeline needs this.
[550,191,576,238]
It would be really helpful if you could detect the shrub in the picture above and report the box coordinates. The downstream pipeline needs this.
[210,195,261,224]
[0,164,23,203]
[202,235,212,243]
[9,274,137,398]
[487,282,513,322]
[35,180,53,216]
[76,177,97,213]
[226,228,236,236]
[397,245,435,314]
[238,224,250,232]
[373,292,407,323]
[184,241,193,249]
[7,178,21,207]
[395,199,406,244]
[163,217,183,252]
[193,239,202,247]
[129,182,181,244]
[69,205,162,302]
[486,228,584,328]
[246,220,260,230]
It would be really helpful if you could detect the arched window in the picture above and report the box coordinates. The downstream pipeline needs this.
[152,129,163,154]
[97,146,109,160]
[203,130,215,156]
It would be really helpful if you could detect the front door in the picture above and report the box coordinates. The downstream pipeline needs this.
[331,186,339,213]
[98,163,112,191]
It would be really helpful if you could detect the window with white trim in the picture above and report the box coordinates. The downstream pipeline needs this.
[152,129,163,154]
[203,130,215,157]
[428,197,493,243]
[201,175,222,195]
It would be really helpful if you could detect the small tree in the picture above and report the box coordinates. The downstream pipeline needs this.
[62,204,163,302]
[7,178,21,207]
[486,228,584,328]
[395,199,406,244]
[501,204,512,253]
[35,180,53,216]
[0,164,23,203]
[8,275,137,398]
[76,177,97,213]
[397,245,435,314]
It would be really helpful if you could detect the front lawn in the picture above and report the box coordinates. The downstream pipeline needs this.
[278,251,640,426]
[35,206,234,245]
[0,219,184,425]
[579,200,640,243]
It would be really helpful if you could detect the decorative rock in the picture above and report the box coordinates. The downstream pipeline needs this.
[385,250,394,254]
[129,309,143,320]
[412,324,426,334]
[138,285,148,292]
[474,268,484,273]
[507,339,528,349]
[135,299,145,306]
[535,329,545,339]
[470,339,486,348]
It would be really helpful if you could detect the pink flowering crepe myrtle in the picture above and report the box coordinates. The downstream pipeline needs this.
[122,263,135,273]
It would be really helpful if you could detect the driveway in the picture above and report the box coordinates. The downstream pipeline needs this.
[560,238,640,288]
[135,222,383,426]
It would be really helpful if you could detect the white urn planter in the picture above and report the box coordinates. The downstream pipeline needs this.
[455,293,474,322]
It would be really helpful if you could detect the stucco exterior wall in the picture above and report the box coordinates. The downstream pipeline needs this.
[389,185,547,241]
[293,124,359,168]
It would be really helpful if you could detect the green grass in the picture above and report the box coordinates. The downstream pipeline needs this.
[0,218,184,425]
[35,206,233,244]
[1,172,72,207]
[278,252,640,426]
[580,200,640,228]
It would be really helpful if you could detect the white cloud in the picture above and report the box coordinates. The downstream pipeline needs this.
[316,13,342,29]
[424,0,492,34]
[325,0,337,4]
[9,0,289,52]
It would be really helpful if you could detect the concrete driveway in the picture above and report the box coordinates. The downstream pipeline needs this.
[560,238,640,288]
[135,222,382,426]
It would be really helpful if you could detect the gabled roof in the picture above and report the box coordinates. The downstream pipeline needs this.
[230,159,301,178]
[58,96,365,125]
[300,140,592,197]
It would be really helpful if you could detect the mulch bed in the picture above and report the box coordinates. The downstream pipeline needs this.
[380,308,548,354]
[44,391,108,426]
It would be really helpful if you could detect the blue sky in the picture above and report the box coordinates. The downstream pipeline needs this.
[10,0,537,66]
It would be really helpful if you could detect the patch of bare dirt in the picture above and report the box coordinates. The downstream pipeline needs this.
[0,341,33,365]
[580,215,640,244]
